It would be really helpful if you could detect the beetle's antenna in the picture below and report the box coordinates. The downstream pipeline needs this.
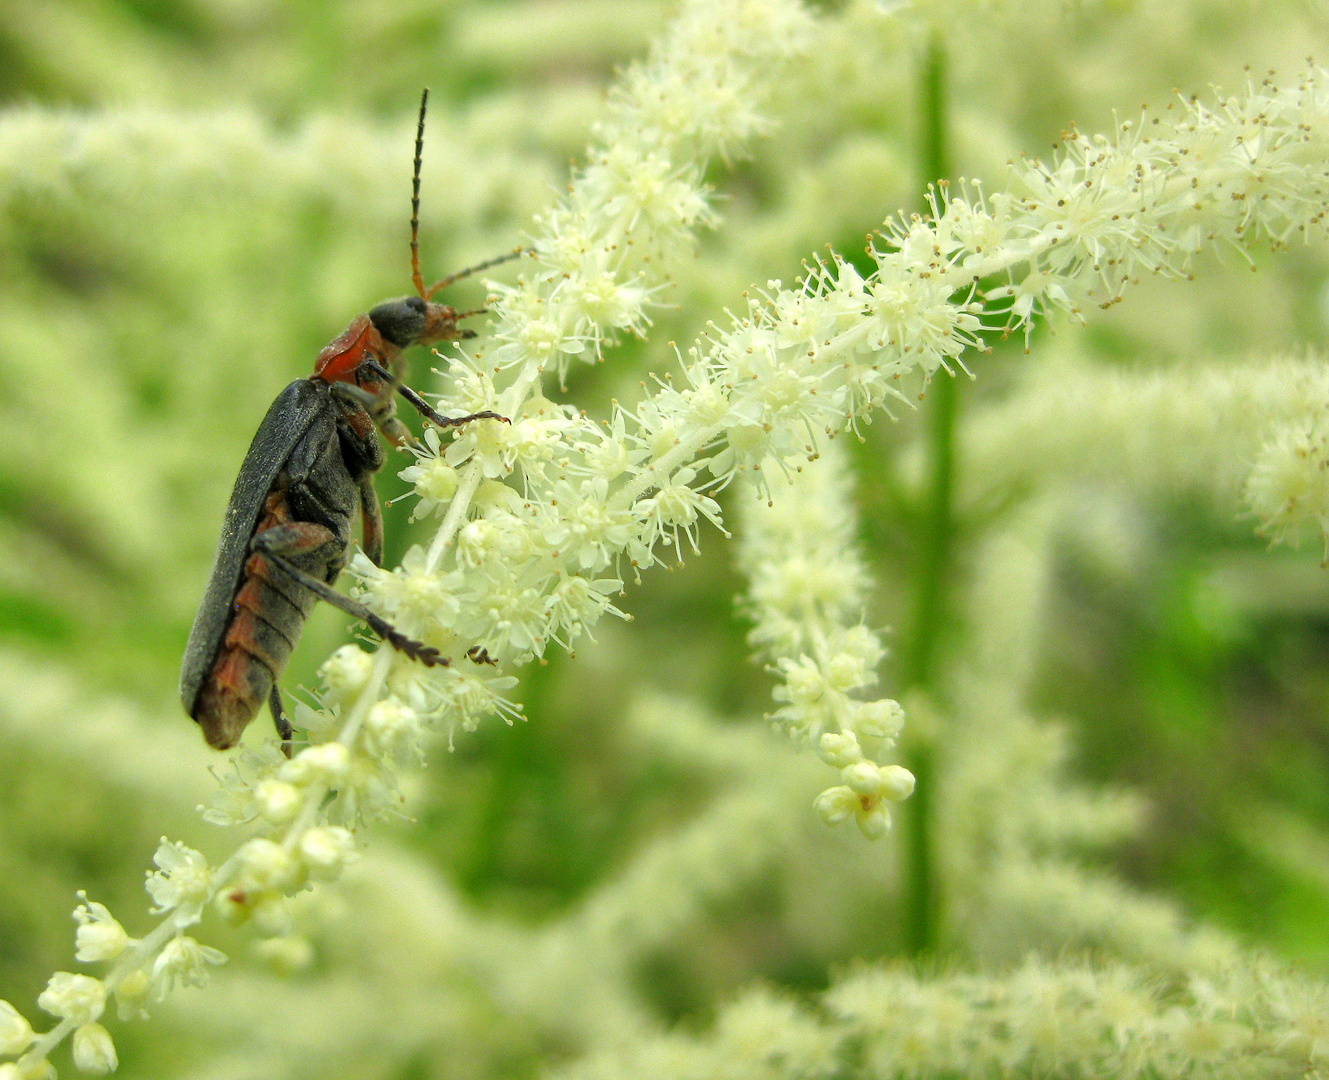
[411,87,521,300]
[411,88,429,300]
[424,247,524,299]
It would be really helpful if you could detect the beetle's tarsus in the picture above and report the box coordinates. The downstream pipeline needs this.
[431,408,507,428]
[270,683,295,758]
[363,612,448,667]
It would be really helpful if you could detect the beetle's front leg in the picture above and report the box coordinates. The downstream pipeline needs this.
[362,359,508,431]
[330,378,412,447]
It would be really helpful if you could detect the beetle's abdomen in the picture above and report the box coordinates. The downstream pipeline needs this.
[194,568,313,749]
[188,388,367,750]
[192,490,320,749]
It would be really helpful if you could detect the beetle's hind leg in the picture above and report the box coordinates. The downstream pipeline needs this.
[269,683,295,759]
[251,537,449,668]
[357,473,384,567]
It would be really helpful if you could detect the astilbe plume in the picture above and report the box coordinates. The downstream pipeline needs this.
[737,443,913,837]
[0,0,820,1073]
[554,957,1329,1080]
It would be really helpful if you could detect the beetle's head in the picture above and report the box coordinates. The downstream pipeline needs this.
[368,295,477,350]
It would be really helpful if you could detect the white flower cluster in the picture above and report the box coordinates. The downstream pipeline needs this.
[346,68,1329,843]
[556,955,1329,1080]
[0,743,374,1078]
[737,444,913,837]
[343,0,816,743]
[351,68,1329,839]
[1246,412,1329,558]
[0,649,407,1076]
[0,844,228,1078]
[827,957,1329,1079]
[693,67,1329,442]
[945,348,1329,561]
[481,0,814,384]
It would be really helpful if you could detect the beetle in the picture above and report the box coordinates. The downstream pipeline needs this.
[181,89,513,752]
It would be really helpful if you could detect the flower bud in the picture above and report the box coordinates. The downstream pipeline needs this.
[250,893,292,938]
[37,972,105,1025]
[0,1000,34,1055]
[857,803,892,839]
[6,1057,55,1080]
[842,761,883,796]
[813,786,857,826]
[251,935,314,976]
[214,885,253,926]
[319,646,374,702]
[72,1022,118,1074]
[819,731,862,768]
[280,741,351,787]
[73,895,131,963]
[300,826,356,882]
[113,969,150,1020]
[255,779,303,825]
[363,700,421,760]
[879,764,916,802]
[234,838,299,894]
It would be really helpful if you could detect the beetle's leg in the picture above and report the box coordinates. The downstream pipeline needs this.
[269,683,294,758]
[251,534,447,667]
[357,472,385,567]
[322,390,387,566]
[363,359,508,430]
[331,379,413,447]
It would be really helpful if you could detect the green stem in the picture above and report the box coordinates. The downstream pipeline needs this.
[903,27,952,959]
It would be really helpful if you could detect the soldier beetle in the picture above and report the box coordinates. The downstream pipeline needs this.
[181,90,515,752]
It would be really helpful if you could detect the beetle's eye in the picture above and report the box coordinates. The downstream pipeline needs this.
[368,297,430,349]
